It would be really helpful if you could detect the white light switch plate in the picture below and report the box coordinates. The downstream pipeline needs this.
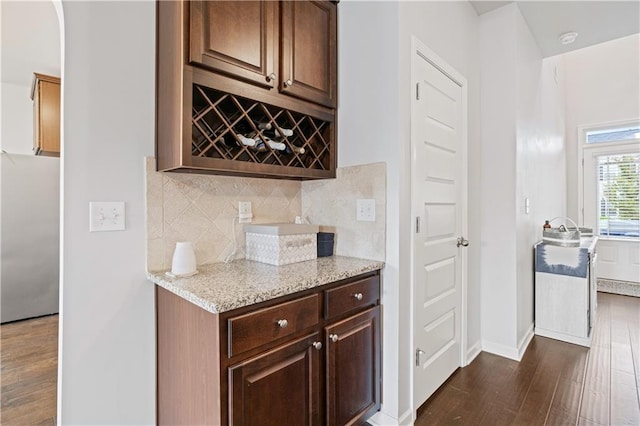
[357,199,376,222]
[89,202,125,232]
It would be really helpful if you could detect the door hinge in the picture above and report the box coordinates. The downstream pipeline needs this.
[416,216,420,233]
[416,82,420,100]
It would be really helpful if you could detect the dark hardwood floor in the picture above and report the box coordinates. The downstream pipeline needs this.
[416,292,640,426]
[1,314,58,425]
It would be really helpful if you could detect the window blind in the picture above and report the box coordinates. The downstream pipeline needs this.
[597,153,640,238]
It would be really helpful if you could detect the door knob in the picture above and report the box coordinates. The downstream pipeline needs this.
[329,334,339,343]
[276,319,288,328]
[266,73,276,82]
[353,293,363,301]
[456,237,469,247]
[284,79,293,87]
[312,341,322,350]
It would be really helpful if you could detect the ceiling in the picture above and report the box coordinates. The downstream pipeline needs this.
[0,1,61,87]
[470,1,640,57]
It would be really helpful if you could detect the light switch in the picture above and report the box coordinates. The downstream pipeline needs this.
[89,202,125,232]
[357,199,376,222]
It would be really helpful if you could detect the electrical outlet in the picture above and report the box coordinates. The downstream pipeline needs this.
[356,199,375,222]
[239,201,253,223]
[89,202,125,232]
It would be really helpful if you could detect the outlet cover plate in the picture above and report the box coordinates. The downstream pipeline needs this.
[238,201,253,223]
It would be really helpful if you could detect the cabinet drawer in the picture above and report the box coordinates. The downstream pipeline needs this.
[228,294,319,358]
[325,276,380,320]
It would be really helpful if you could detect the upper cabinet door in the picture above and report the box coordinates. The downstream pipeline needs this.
[189,1,277,89]
[280,1,337,108]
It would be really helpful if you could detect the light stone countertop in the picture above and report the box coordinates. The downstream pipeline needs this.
[147,256,385,314]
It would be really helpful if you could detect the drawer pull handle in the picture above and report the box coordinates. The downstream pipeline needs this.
[312,341,322,350]
[329,334,339,343]
[353,293,364,301]
[276,319,288,328]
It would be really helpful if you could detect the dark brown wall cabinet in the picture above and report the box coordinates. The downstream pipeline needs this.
[157,0,338,180]
[156,272,382,425]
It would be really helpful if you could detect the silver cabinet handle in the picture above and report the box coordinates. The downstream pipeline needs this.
[267,73,276,82]
[329,334,338,343]
[312,341,322,350]
[284,79,293,87]
[276,319,288,328]
[416,348,425,367]
[353,293,363,301]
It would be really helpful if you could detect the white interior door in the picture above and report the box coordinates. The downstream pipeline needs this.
[411,38,467,410]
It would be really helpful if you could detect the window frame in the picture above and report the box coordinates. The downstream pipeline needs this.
[578,119,640,241]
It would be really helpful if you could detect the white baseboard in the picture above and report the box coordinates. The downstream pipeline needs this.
[481,339,520,361]
[367,408,413,426]
[466,340,482,365]
[518,324,534,359]
[398,408,413,426]
[482,324,534,362]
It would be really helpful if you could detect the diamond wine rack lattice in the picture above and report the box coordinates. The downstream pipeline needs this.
[191,84,333,172]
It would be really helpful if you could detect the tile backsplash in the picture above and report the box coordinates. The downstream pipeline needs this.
[145,158,301,271]
[302,162,386,262]
[145,158,386,271]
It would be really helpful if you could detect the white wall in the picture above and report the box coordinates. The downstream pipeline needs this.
[59,1,155,424]
[479,4,566,359]
[338,2,403,422]
[0,82,33,155]
[564,34,640,221]
[479,4,519,353]
[514,10,567,349]
[1,0,61,154]
[340,1,481,423]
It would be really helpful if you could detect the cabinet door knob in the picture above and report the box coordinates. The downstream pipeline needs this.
[276,319,288,328]
[329,334,339,343]
[267,73,276,82]
[284,79,293,87]
[353,293,363,301]
[312,341,322,350]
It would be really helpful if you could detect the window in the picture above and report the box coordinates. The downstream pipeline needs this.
[596,153,639,238]
[587,126,640,144]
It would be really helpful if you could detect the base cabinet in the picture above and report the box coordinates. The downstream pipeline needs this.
[229,333,321,426]
[157,272,382,425]
[326,307,381,426]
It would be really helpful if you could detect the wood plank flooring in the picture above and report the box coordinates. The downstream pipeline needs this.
[0,314,58,425]
[416,292,640,426]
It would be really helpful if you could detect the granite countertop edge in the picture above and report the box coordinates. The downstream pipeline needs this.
[147,256,385,314]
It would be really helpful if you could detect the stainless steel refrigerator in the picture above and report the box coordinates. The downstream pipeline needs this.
[1,153,59,323]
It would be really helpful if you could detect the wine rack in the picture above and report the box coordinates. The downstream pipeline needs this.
[191,84,333,174]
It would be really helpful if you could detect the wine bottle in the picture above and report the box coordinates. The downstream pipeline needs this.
[235,133,257,147]
[284,145,305,155]
[256,122,272,131]
[270,127,294,137]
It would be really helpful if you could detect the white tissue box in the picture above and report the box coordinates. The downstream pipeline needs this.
[244,223,319,266]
